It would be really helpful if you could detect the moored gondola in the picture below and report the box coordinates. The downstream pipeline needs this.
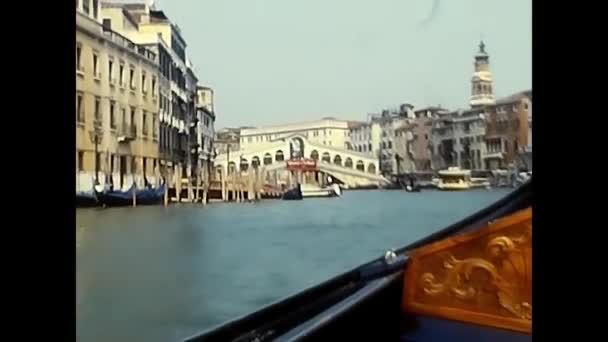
[136,184,167,205]
[184,179,532,342]
[76,190,99,208]
[98,183,136,207]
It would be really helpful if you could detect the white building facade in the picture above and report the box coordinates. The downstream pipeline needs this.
[239,118,355,153]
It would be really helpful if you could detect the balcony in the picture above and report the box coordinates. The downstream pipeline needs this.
[117,123,137,143]
[93,118,102,129]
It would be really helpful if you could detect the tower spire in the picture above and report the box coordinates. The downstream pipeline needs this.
[469,40,495,108]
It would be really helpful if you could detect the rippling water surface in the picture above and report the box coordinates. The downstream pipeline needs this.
[76,189,511,342]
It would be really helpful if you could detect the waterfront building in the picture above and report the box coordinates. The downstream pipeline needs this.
[393,122,415,174]
[411,106,448,171]
[76,0,160,192]
[484,91,532,170]
[429,108,487,171]
[185,60,199,180]
[101,0,196,181]
[215,128,242,155]
[348,121,382,156]
[195,85,217,182]
[370,105,413,175]
[239,118,356,153]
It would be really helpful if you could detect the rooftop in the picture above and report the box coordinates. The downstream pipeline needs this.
[494,90,532,105]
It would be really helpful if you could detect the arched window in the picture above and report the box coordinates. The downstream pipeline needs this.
[310,150,319,160]
[345,158,353,168]
[321,152,331,163]
[228,162,236,175]
[333,155,342,166]
[263,153,272,165]
[356,160,365,171]
[275,150,284,162]
[367,163,376,174]
[251,156,260,169]
[240,158,249,172]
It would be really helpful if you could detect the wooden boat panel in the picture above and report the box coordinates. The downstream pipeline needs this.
[402,207,532,334]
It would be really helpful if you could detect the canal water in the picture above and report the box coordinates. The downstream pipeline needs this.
[76,189,511,342]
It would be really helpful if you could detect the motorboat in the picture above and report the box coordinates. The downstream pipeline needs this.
[184,179,533,342]
[300,183,342,198]
[437,167,472,191]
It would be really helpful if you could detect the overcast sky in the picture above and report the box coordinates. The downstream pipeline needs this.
[156,0,532,128]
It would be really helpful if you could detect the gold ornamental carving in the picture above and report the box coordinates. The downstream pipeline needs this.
[402,207,532,334]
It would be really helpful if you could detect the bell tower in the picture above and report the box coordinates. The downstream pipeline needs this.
[469,40,495,108]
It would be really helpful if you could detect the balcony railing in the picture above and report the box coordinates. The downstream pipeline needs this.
[118,123,137,142]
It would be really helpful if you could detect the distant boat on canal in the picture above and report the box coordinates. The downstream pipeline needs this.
[300,183,342,198]
[437,167,472,191]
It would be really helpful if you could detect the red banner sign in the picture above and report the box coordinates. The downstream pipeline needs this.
[286,158,318,171]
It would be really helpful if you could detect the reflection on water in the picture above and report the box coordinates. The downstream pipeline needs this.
[76,189,510,342]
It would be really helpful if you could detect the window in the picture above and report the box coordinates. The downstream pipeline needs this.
[110,101,116,129]
[142,111,149,135]
[92,0,98,18]
[108,59,114,83]
[76,93,84,123]
[129,67,136,89]
[130,107,136,127]
[524,102,529,110]
[153,115,158,138]
[76,43,83,72]
[151,77,157,97]
[83,0,90,14]
[121,108,126,126]
[110,153,114,172]
[78,151,84,171]
[94,97,101,121]
[388,141,392,149]
[248,137,252,143]
[119,63,125,86]
[141,72,147,94]
[425,134,428,140]
[93,53,99,78]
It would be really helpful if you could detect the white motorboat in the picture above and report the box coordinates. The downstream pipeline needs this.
[437,167,472,191]
[300,183,342,198]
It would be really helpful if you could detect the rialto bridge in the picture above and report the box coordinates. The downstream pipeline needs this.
[214,134,390,188]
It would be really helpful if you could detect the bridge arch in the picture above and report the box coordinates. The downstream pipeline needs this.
[275,150,285,162]
[321,152,331,163]
[263,153,272,165]
[344,157,353,168]
[333,155,342,166]
[240,158,249,172]
[367,163,376,174]
[356,160,365,172]
[252,156,260,169]
[310,150,319,160]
